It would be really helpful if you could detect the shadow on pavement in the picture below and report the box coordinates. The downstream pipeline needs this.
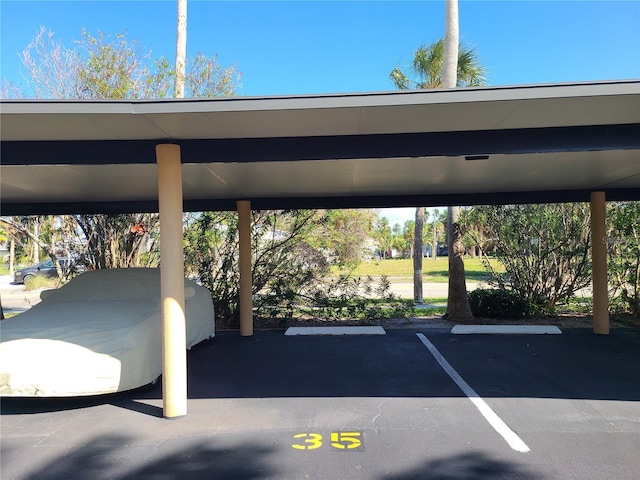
[4,434,279,480]
[382,451,544,480]
[3,435,542,480]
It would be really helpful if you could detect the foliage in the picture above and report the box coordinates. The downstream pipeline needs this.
[607,202,640,316]
[399,219,416,256]
[184,210,326,327]
[184,209,414,327]
[467,203,592,314]
[8,27,241,99]
[0,217,38,265]
[306,209,376,267]
[74,214,159,269]
[1,214,154,276]
[469,288,531,319]
[372,217,395,258]
[390,38,486,90]
[259,274,415,323]
[24,275,61,292]
[0,216,68,279]
[374,210,446,259]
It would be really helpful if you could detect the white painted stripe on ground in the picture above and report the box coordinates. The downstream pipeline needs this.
[451,325,561,335]
[416,333,530,453]
[284,326,386,336]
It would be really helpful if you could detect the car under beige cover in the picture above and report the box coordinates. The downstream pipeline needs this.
[0,268,215,396]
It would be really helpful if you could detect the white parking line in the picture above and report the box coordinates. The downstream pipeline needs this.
[416,333,530,453]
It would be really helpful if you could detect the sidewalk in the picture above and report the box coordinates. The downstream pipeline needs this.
[0,275,43,315]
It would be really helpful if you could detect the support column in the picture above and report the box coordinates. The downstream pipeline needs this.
[156,144,187,418]
[590,191,609,335]
[237,200,253,336]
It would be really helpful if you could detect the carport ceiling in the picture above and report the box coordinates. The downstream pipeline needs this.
[1,80,639,215]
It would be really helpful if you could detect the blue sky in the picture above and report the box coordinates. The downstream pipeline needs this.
[2,0,639,96]
[1,0,638,224]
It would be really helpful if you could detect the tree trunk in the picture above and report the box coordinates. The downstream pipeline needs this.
[413,207,424,303]
[174,0,188,98]
[32,218,40,263]
[432,216,438,260]
[0,218,58,271]
[442,0,459,88]
[447,207,473,320]
[9,237,15,278]
[442,0,472,319]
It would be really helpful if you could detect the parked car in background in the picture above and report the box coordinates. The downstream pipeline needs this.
[13,258,82,284]
[14,259,62,284]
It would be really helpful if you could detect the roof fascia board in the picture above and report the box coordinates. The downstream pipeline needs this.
[3,124,639,166]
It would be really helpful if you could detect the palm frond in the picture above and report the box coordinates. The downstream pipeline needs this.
[390,37,487,91]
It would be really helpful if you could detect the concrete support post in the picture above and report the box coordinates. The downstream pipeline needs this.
[156,144,188,418]
[237,200,253,336]
[590,191,609,335]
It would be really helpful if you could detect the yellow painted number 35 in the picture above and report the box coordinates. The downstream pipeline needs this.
[292,432,362,450]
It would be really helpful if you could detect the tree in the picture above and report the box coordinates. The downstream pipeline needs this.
[413,208,425,303]
[442,0,460,89]
[308,209,376,268]
[175,0,188,98]
[11,27,241,99]
[183,210,327,327]
[608,202,640,316]
[429,208,447,260]
[389,39,486,90]
[390,31,485,317]
[4,27,241,273]
[373,217,394,259]
[401,219,416,258]
[0,216,71,280]
[0,225,9,318]
[467,204,592,314]
[442,0,473,320]
[446,205,473,319]
[75,214,159,269]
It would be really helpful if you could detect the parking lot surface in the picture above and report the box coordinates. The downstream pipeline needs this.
[2,327,639,479]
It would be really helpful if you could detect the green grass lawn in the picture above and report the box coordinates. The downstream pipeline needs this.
[339,257,505,283]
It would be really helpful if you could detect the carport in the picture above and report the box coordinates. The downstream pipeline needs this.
[1,80,639,418]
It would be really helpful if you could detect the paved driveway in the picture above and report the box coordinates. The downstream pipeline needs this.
[2,327,639,479]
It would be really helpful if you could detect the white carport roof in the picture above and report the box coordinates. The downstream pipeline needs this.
[1,80,639,215]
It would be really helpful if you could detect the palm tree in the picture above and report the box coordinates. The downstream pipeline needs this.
[442,0,473,320]
[390,32,485,314]
[390,38,485,90]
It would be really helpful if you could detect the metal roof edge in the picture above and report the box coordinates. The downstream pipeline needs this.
[1,79,638,115]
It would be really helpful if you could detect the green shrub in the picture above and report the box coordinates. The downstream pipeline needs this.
[24,275,60,291]
[469,288,530,319]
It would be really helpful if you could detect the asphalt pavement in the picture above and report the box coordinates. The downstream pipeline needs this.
[2,328,639,479]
